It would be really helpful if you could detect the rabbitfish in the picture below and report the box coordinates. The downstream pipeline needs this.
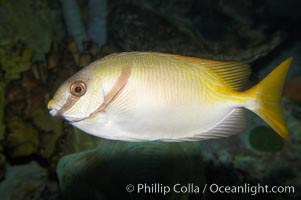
[47,52,292,141]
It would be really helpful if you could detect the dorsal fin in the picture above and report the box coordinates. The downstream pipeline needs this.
[131,52,250,91]
[207,62,251,90]
[185,56,251,91]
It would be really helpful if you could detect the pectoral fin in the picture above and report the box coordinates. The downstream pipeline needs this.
[89,67,131,118]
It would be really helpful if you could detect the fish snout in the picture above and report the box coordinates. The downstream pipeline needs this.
[47,99,60,117]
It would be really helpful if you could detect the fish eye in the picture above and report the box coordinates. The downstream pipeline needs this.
[70,81,87,97]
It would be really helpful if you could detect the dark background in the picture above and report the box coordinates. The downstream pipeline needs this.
[0,0,300,199]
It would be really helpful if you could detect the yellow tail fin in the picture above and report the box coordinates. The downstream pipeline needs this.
[246,58,293,138]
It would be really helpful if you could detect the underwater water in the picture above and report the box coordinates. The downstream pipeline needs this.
[0,0,301,199]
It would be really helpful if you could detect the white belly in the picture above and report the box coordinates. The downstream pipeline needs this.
[72,103,234,141]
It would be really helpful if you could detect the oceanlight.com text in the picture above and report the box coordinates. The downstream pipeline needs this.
[125,183,295,196]
[208,183,295,196]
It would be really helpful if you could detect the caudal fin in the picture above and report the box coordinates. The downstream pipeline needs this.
[246,58,293,138]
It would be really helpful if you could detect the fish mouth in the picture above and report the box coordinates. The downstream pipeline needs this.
[49,109,59,117]
[47,99,62,117]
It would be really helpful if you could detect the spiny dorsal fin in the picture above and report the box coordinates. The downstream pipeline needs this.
[186,57,251,91]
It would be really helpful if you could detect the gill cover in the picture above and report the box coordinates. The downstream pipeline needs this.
[61,79,105,121]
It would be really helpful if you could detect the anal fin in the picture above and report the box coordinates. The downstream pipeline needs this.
[164,108,247,142]
[201,108,247,138]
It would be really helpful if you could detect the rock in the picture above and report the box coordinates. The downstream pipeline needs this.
[0,153,5,180]
[7,101,26,115]
[109,0,194,17]
[57,140,204,200]
[108,5,202,58]
[257,41,301,80]
[21,71,39,92]
[6,82,26,103]
[265,0,301,18]
[291,103,301,120]
[284,76,301,101]
[108,3,282,62]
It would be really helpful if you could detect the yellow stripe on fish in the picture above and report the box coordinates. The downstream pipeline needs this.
[47,52,292,141]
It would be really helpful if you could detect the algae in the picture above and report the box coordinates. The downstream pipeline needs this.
[249,126,284,153]
[0,43,33,82]
[24,85,63,158]
[0,78,4,141]
[6,115,40,158]
[0,0,52,60]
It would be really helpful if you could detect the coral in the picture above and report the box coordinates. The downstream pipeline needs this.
[21,71,39,92]
[60,0,87,51]
[6,82,26,102]
[65,37,80,65]
[249,126,284,153]
[49,0,66,43]
[23,81,63,158]
[78,52,92,67]
[27,108,63,159]
[57,141,204,200]
[4,82,41,158]
[0,43,33,82]
[0,0,52,60]
[5,113,39,158]
[88,0,107,45]
[0,78,4,141]
[0,161,47,200]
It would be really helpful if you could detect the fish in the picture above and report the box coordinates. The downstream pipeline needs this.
[47,52,292,142]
